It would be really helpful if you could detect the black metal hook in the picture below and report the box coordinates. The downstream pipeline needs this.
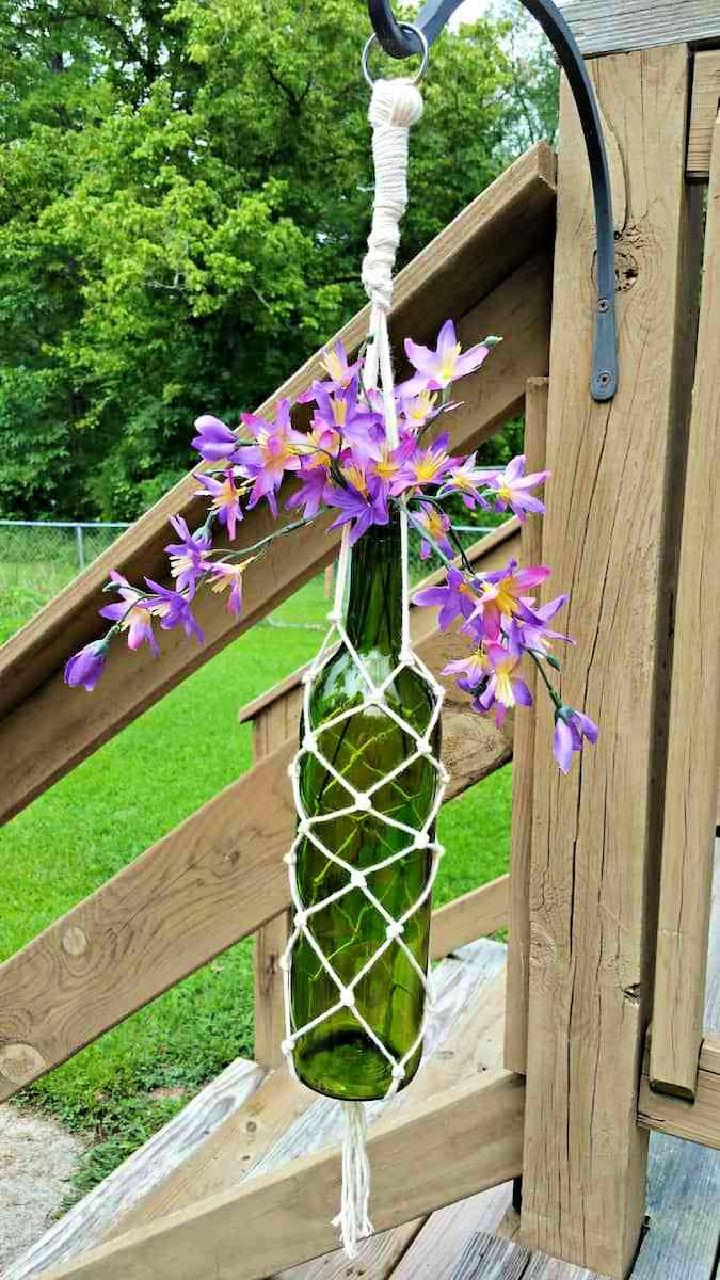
[366,0,618,402]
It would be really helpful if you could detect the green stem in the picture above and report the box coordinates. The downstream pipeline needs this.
[528,649,562,710]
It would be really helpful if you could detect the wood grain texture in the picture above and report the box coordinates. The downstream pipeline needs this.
[521,47,695,1278]
[254,911,289,1071]
[429,875,509,961]
[43,1071,525,1280]
[504,377,548,1076]
[21,942,507,1276]
[558,1,720,54]
[0,525,518,1102]
[449,1232,530,1279]
[390,1184,515,1280]
[651,111,720,1099]
[252,705,292,1071]
[688,52,720,180]
[0,152,555,825]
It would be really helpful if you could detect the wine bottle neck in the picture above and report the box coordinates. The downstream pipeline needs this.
[345,515,403,657]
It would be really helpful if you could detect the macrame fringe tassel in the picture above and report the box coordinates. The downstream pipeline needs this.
[333,1101,373,1258]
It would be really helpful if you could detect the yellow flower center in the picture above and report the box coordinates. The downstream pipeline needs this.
[123,603,152,629]
[343,464,368,494]
[414,456,442,483]
[495,669,515,706]
[408,390,436,422]
[322,350,347,385]
[332,398,348,428]
[440,343,462,382]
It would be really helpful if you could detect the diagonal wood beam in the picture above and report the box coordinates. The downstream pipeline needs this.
[0,523,518,1101]
[44,1070,525,1280]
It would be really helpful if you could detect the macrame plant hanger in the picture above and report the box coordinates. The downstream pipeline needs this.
[279,29,449,1259]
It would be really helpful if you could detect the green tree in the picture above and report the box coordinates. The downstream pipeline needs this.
[0,0,556,520]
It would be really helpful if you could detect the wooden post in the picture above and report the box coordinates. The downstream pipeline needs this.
[504,378,548,1075]
[521,46,699,1278]
[252,708,292,1070]
[650,111,720,1100]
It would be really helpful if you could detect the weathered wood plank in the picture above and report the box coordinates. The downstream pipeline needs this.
[449,1232,531,1280]
[688,52,720,180]
[558,1,720,55]
[254,911,289,1072]
[0,522,518,1102]
[429,875,509,961]
[389,1185,515,1280]
[252,705,293,1071]
[651,110,720,1099]
[521,47,697,1278]
[504,377,547,1076]
[632,1132,720,1280]
[0,148,556,825]
[43,1070,525,1280]
[15,943,507,1276]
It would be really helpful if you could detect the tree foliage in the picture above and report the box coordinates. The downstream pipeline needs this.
[0,0,557,519]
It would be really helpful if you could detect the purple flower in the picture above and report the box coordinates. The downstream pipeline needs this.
[99,571,159,654]
[466,560,550,642]
[195,469,243,542]
[64,640,109,691]
[144,580,204,644]
[413,566,477,630]
[438,455,499,510]
[474,642,533,729]
[209,560,248,617]
[442,650,489,694]
[324,473,388,545]
[191,415,240,464]
[320,340,363,393]
[414,502,453,561]
[491,454,550,522]
[391,433,454,494]
[511,595,572,657]
[403,321,500,395]
[553,706,598,774]
[240,399,305,517]
[286,465,328,520]
[164,515,212,592]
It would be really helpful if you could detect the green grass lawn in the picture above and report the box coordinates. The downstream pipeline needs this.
[0,539,512,1208]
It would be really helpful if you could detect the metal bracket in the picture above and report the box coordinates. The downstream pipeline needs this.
[366,0,618,402]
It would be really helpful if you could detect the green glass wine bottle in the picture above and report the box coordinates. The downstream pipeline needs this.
[290,512,442,1101]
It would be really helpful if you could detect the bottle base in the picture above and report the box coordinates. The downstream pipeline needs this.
[293,1027,422,1101]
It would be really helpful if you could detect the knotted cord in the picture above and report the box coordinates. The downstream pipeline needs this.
[281,73,443,1261]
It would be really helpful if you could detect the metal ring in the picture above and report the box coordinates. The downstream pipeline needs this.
[362,23,429,88]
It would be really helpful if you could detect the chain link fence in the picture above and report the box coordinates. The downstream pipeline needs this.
[0,520,130,644]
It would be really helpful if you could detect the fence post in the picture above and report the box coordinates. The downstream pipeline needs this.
[74,525,85,572]
[520,45,701,1278]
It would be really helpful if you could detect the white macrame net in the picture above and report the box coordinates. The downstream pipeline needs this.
[280,75,446,1260]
